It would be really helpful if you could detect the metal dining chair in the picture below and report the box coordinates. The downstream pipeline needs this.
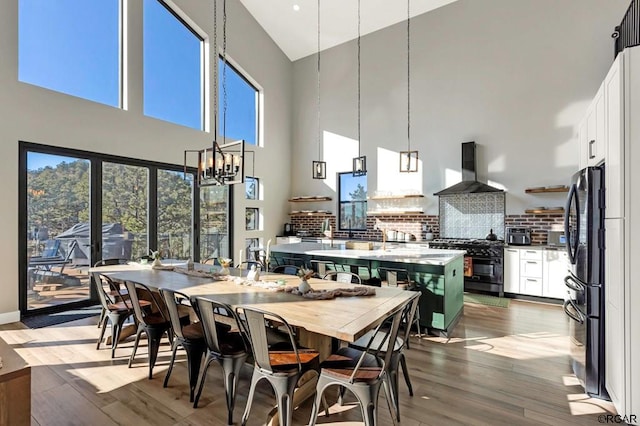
[159,288,207,403]
[91,272,150,358]
[191,296,248,423]
[308,300,408,426]
[322,270,362,284]
[377,266,422,342]
[347,291,421,422]
[236,306,323,426]
[125,281,188,379]
[270,264,301,276]
[310,259,340,277]
[93,259,130,328]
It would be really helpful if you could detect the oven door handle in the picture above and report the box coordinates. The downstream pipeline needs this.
[563,299,585,324]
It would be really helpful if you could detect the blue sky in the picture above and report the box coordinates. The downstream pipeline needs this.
[19,0,257,142]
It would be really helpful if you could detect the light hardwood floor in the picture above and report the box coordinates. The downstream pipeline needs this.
[0,299,617,425]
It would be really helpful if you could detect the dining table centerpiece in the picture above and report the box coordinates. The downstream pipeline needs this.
[151,250,162,267]
[219,257,232,275]
[297,268,314,293]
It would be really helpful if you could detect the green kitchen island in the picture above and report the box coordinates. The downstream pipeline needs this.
[270,242,465,336]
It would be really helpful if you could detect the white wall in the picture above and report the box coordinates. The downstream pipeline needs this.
[291,0,629,214]
[0,0,292,320]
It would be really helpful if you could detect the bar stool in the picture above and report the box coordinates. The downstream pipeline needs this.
[309,259,339,277]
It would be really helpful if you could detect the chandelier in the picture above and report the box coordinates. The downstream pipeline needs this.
[184,0,245,186]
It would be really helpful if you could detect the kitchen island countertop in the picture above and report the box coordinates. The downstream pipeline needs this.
[271,242,466,266]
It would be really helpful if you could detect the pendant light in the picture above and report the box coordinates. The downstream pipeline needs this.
[312,0,326,179]
[352,0,366,177]
[400,0,418,172]
[184,0,245,186]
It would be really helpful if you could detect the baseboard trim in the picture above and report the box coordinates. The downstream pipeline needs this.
[0,310,21,325]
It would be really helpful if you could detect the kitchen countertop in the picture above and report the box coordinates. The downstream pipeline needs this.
[505,245,565,250]
[271,242,465,266]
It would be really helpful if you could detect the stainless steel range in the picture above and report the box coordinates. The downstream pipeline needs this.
[429,239,505,296]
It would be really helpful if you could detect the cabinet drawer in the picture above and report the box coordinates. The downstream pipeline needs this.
[520,277,543,296]
[521,259,542,277]
[520,249,543,261]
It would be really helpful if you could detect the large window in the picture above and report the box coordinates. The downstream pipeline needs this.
[18,0,121,107]
[338,172,367,231]
[143,0,204,130]
[219,59,259,145]
[20,143,231,316]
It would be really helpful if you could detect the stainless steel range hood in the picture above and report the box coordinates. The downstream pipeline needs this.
[434,142,504,195]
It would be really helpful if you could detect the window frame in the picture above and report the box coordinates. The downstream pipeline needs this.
[337,172,368,231]
[218,55,261,146]
[18,0,123,108]
[143,0,206,130]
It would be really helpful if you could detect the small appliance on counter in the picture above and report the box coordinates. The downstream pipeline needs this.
[283,223,295,236]
[506,227,531,245]
[547,230,566,246]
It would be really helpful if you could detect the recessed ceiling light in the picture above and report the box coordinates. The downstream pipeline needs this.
[293,4,300,11]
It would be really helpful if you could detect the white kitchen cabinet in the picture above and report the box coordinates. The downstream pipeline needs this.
[504,248,520,293]
[275,236,301,245]
[578,118,588,170]
[585,83,606,167]
[519,248,543,296]
[606,53,624,219]
[542,249,569,299]
[505,247,566,299]
[605,218,625,413]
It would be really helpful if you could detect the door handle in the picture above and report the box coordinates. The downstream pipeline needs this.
[588,140,596,159]
[564,274,584,292]
[565,184,579,265]
[563,299,585,324]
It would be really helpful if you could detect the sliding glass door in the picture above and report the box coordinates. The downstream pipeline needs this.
[19,142,224,316]
[24,151,94,313]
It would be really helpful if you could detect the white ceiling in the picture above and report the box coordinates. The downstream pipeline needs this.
[239,0,459,61]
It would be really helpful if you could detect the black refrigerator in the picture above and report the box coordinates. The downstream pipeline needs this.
[563,165,608,399]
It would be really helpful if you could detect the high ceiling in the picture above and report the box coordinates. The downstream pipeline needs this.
[239,0,459,61]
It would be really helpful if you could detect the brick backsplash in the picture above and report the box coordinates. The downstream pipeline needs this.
[290,213,562,244]
[505,214,564,245]
[290,215,439,241]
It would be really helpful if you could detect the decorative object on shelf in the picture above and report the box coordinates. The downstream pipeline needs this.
[352,0,367,177]
[400,0,418,173]
[297,268,314,293]
[219,257,232,275]
[312,0,326,179]
[425,226,434,241]
[183,0,245,186]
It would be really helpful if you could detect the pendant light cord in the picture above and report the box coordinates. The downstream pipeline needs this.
[407,0,411,152]
[317,0,321,161]
[357,0,361,156]
[222,0,227,144]
[213,0,218,141]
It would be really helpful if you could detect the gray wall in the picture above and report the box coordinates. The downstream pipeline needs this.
[0,0,292,321]
[291,0,629,214]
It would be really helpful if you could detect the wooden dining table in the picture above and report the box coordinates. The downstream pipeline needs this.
[91,262,416,424]
[92,262,415,359]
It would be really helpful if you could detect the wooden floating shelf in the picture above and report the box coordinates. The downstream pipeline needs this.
[289,196,333,202]
[288,211,333,216]
[525,187,569,194]
[368,194,425,200]
[525,208,565,214]
[367,211,425,216]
